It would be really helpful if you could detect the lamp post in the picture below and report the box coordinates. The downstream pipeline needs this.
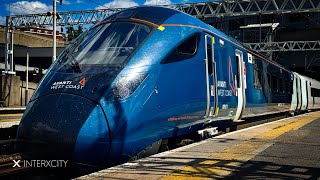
[51,0,62,62]
[25,51,29,105]
[52,0,56,62]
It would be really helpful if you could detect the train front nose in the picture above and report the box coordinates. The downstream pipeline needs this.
[16,93,110,165]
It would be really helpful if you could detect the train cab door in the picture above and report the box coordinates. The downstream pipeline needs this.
[297,75,302,112]
[300,76,308,111]
[234,50,246,121]
[204,34,218,118]
[306,79,310,110]
[290,73,298,113]
[308,81,312,109]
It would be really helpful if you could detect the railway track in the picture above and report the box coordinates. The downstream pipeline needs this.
[0,154,30,176]
[0,139,17,155]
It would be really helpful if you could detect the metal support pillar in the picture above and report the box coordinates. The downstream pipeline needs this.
[52,0,57,62]
[3,16,16,75]
[8,26,15,75]
[268,34,273,60]
[2,17,9,75]
[25,51,29,105]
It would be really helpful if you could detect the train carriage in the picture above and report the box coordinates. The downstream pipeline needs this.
[16,6,320,167]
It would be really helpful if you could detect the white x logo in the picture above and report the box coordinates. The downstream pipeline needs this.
[13,160,21,168]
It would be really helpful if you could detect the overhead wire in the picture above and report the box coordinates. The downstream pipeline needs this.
[87,0,109,9]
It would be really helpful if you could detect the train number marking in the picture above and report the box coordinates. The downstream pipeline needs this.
[79,78,86,87]
[218,89,232,97]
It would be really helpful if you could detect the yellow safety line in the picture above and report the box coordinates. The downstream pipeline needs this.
[0,119,21,122]
[162,112,320,180]
[0,113,23,117]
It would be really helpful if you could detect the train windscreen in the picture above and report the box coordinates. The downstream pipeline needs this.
[57,22,152,67]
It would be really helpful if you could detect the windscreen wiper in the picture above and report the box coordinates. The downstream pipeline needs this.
[69,53,82,73]
[57,31,89,65]
[71,61,82,73]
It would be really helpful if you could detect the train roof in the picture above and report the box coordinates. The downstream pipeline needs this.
[99,6,291,73]
[103,6,180,26]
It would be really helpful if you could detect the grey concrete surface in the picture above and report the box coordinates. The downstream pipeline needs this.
[228,118,320,179]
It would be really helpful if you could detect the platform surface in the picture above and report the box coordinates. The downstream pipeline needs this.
[77,112,320,180]
[0,113,22,128]
[0,107,25,111]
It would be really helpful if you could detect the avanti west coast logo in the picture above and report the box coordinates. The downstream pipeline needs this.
[13,160,68,168]
[51,77,86,90]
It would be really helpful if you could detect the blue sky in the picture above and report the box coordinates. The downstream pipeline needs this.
[0,0,214,25]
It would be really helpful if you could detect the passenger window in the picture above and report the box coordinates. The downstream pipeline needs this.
[272,75,278,92]
[267,73,272,91]
[279,78,284,93]
[253,59,262,89]
[311,88,320,97]
[161,33,200,64]
[283,79,287,93]
[207,44,213,75]
[289,81,293,94]
[259,71,263,87]
[235,56,240,88]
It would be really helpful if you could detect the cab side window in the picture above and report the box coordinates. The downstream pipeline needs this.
[161,33,200,64]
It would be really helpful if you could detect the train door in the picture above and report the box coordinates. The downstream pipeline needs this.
[300,76,308,111]
[306,79,310,110]
[204,34,218,118]
[297,75,302,112]
[290,73,297,113]
[308,81,313,109]
[234,50,246,121]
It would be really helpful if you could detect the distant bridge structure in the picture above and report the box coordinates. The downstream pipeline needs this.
[8,0,320,27]
[2,0,320,74]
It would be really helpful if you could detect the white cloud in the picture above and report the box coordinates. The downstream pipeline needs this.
[144,0,171,5]
[96,0,138,9]
[62,0,84,5]
[6,1,52,15]
[63,0,71,5]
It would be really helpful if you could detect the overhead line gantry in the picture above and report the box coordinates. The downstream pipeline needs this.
[3,0,320,74]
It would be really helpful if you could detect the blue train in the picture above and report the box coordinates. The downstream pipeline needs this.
[16,6,320,167]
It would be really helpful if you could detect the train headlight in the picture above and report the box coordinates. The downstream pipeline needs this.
[111,74,147,101]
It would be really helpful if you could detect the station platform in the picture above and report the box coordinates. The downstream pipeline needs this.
[0,107,25,114]
[77,111,320,180]
[0,112,22,128]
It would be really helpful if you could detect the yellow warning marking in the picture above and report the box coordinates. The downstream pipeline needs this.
[162,112,320,180]
[212,37,215,44]
[215,107,219,116]
[0,113,23,117]
[198,160,219,165]
[0,118,21,122]
[158,26,165,31]
[256,116,315,140]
